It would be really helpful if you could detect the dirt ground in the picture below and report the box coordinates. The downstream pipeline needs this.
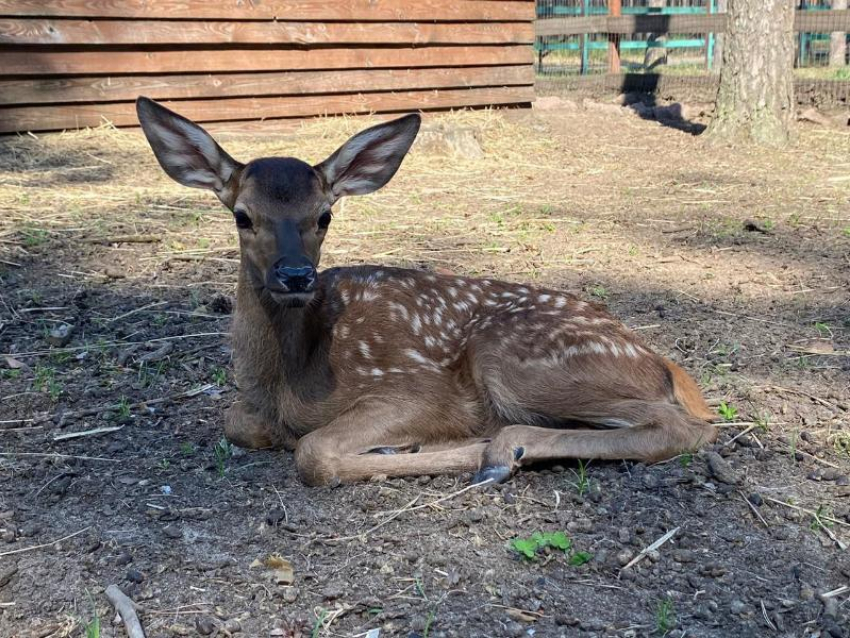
[1,103,849,638]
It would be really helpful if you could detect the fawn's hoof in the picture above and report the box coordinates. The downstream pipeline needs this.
[224,403,274,449]
[472,465,513,485]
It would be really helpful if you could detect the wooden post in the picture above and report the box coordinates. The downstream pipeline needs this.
[580,0,589,75]
[609,0,622,73]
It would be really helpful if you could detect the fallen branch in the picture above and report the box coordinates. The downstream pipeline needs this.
[764,496,850,529]
[106,584,147,638]
[85,234,161,245]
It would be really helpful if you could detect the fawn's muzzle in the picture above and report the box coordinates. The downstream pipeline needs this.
[273,262,317,293]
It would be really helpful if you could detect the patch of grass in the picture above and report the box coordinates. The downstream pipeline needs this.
[33,365,61,401]
[789,429,800,463]
[117,396,131,419]
[810,505,834,533]
[422,607,437,638]
[213,437,233,478]
[180,442,196,456]
[814,322,832,338]
[678,451,694,468]
[589,285,608,301]
[157,458,171,471]
[84,590,100,638]
[832,432,850,458]
[717,401,738,422]
[21,226,50,247]
[568,551,593,566]
[1,369,22,380]
[843,227,850,237]
[754,413,771,433]
[211,367,227,386]
[655,598,675,635]
[311,608,329,638]
[570,459,590,496]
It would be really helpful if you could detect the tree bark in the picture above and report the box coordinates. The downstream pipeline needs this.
[705,0,796,146]
[643,0,668,70]
[712,0,728,71]
[831,0,848,67]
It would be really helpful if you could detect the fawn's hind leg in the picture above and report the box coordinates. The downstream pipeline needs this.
[474,401,716,484]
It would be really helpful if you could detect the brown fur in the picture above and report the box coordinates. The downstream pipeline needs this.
[136,97,717,487]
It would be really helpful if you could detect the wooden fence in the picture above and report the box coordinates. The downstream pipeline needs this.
[0,0,536,134]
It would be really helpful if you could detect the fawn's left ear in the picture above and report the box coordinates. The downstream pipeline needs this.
[136,96,243,194]
[315,113,421,202]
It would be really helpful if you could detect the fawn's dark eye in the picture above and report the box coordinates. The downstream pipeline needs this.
[318,211,332,230]
[233,209,252,230]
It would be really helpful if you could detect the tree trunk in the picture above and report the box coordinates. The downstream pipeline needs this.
[643,0,668,70]
[712,0,728,71]
[831,0,848,67]
[705,0,796,146]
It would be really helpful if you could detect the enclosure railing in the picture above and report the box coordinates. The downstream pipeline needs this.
[536,1,850,82]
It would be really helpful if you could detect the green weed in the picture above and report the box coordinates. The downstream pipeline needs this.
[0,369,21,380]
[211,367,227,386]
[33,365,61,400]
[180,442,196,456]
[311,608,329,638]
[214,437,233,477]
[810,505,834,533]
[117,396,131,419]
[21,226,49,247]
[510,531,571,560]
[84,590,100,638]
[814,322,832,338]
[569,551,593,566]
[589,285,608,301]
[678,451,694,468]
[717,401,738,421]
[570,459,590,496]
[655,598,675,635]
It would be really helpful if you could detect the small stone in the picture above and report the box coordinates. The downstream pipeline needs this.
[673,549,695,563]
[747,492,763,507]
[0,565,18,588]
[800,586,815,602]
[47,323,75,347]
[2,529,15,543]
[837,475,850,487]
[167,624,193,636]
[222,619,241,633]
[555,614,580,626]
[617,549,634,567]
[265,509,286,526]
[466,509,484,524]
[705,452,740,485]
[730,599,748,614]
[195,617,217,635]
[281,586,299,603]
[126,568,144,583]
[642,474,661,490]
[323,586,344,601]
[824,597,839,618]
[617,528,631,544]
[503,492,517,505]
[162,524,182,539]
[505,621,524,637]
[19,521,41,538]
[115,552,133,566]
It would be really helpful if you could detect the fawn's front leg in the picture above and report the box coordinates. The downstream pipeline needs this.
[224,399,284,450]
[294,400,486,486]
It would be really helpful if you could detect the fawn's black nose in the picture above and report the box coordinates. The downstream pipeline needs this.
[274,263,317,293]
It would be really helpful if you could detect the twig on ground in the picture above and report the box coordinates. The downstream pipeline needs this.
[106,584,147,638]
[738,491,769,528]
[725,424,757,446]
[53,426,124,441]
[0,452,120,463]
[85,234,161,245]
[373,479,492,518]
[105,301,168,324]
[0,526,91,558]
[38,384,214,425]
[619,526,680,574]
[764,496,850,529]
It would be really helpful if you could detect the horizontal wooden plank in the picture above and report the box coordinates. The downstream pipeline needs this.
[795,9,850,32]
[0,45,533,76]
[0,0,534,22]
[535,10,850,37]
[535,14,726,37]
[0,66,534,105]
[0,19,534,46]
[0,86,535,133]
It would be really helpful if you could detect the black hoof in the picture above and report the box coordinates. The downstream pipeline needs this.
[473,465,513,485]
[363,444,421,455]
[366,446,400,455]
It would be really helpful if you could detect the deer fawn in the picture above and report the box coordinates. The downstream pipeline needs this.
[136,97,716,487]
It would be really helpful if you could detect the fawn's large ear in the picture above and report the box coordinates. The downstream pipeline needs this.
[315,113,421,201]
[136,96,242,193]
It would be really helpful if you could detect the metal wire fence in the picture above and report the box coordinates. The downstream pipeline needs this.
[535,0,850,104]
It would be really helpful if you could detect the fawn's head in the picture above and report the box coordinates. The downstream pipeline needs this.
[136,97,420,307]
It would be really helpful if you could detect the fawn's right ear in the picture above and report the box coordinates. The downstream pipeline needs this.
[136,97,242,194]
